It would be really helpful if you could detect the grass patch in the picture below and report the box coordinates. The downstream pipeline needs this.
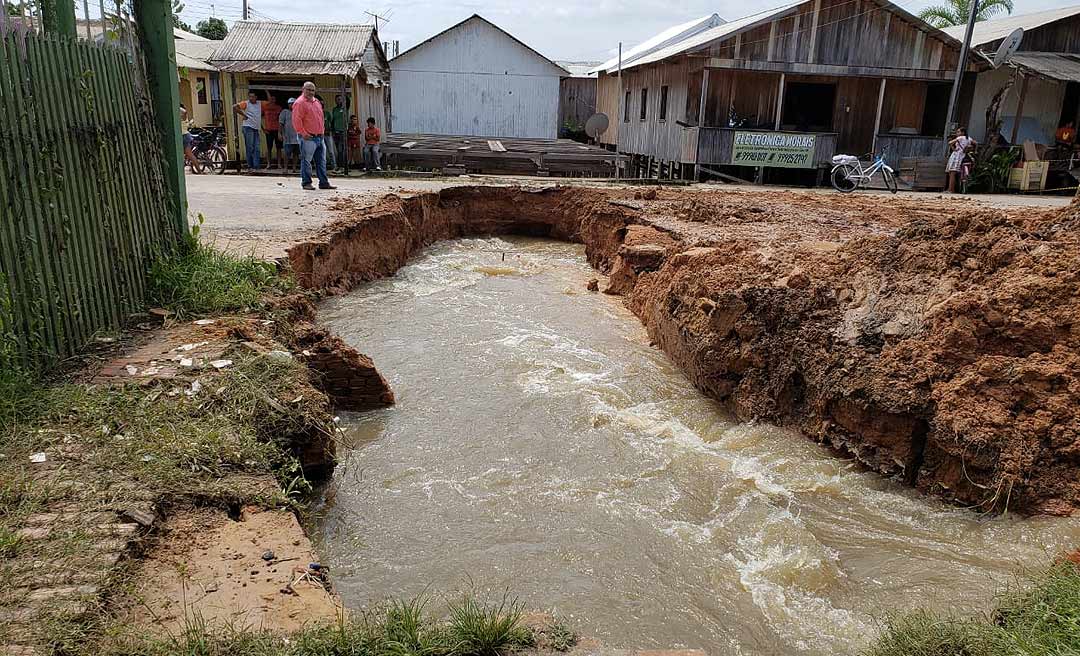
[147,218,292,319]
[864,562,1080,656]
[98,592,547,656]
[0,351,331,555]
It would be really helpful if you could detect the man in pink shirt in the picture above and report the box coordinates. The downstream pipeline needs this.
[291,82,335,190]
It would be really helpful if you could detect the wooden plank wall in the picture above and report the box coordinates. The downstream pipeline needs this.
[880,80,927,132]
[700,0,958,75]
[1009,14,1080,54]
[594,57,698,162]
[705,69,781,128]
[559,77,597,132]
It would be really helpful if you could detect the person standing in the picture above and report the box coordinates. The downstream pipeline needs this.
[347,115,362,167]
[180,104,203,174]
[363,116,382,171]
[332,95,348,171]
[232,91,263,172]
[292,82,336,191]
[946,127,975,193]
[280,98,299,174]
[263,94,283,170]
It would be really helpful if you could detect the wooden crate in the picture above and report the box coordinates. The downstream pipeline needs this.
[1007,161,1049,192]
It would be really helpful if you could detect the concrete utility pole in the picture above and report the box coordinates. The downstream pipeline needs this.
[134,0,188,237]
[943,0,979,138]
[40,0,77,38]
[242,0,249,19]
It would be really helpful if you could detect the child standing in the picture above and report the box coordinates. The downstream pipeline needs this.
[363,117,382,171]
[347,115,362,168]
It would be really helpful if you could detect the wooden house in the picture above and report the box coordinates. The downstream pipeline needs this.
[945,5,1080,146]
[389,15,569,139]
[209,20,391,160]
[593,0,971,180]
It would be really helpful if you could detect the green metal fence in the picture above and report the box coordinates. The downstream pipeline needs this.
[0,23,180,370]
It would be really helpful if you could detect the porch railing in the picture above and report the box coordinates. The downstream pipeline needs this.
[875,134,946,160]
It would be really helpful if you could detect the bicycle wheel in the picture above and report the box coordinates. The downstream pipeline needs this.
[200,146,226,175]
[831,165,858,193]
[882,168,898,194]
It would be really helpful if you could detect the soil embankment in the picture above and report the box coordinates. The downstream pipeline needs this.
[288,186,1080,515]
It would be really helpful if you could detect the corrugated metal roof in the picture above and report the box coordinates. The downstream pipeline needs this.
[1010,51,1080,82]
[942,5,1080,47]
[210,20,384,80]
[556,61,600,78]
[175,39,218,71]
[592,14,724,74]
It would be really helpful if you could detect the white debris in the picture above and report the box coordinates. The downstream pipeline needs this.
[179,358,194,367]
[125,365,139,376]
[141,454,155,462]
[210,359,233,369]
[185,380,203,397]
[29,452,47,464]
[174,341,209,352]
[143,366,161,376]
[193,319,216,326]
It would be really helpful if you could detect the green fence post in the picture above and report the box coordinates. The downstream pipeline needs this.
[39,0,77,39]
[134,0,188,239]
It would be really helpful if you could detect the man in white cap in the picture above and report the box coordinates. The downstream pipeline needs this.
[280,97,298,174]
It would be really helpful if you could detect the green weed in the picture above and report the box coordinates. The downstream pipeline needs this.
[147,217,292,319]
[97,592,537,656]
[447,590,531,655]
[864,562,1080,656]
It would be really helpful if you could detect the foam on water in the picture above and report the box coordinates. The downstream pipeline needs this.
[317,237,1080,655]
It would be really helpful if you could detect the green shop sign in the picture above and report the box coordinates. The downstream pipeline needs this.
[730,131,816,168]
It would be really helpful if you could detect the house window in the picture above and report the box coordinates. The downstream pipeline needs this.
[624,90,631,122]
[659,85,669,121]
[640,88,648,120]
[196,77,208,105]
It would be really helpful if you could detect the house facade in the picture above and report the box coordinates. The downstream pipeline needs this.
[210,20,391,160]
[945,5,1080,146]
[389,15,569,139]
[594,0,971,180]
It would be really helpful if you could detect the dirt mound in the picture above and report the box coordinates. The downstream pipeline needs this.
[291,186,1080,515]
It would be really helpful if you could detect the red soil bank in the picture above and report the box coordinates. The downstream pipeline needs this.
[288,186,1080,515]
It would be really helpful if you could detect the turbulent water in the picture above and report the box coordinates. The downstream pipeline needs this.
[315,237,1080,655]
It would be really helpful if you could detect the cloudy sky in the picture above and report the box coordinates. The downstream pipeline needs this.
[177,0,1080,62]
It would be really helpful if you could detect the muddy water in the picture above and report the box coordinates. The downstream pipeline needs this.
[315,237,1080,655]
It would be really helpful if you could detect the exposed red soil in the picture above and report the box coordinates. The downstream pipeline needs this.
[288,186,1079,515]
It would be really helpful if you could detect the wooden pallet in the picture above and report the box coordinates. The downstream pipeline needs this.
[381,133,623,176]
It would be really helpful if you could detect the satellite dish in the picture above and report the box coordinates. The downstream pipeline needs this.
[993,28,1023,68]
[584,113,610,139]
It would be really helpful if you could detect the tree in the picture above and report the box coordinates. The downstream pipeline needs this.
[918,0,1014,28]
[171,0,191,32]
[195,17,228,40]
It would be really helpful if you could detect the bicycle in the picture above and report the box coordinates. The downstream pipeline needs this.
[830,148,898,194]
[190,126,227,175]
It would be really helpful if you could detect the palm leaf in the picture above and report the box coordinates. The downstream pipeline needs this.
[919,5,963,27]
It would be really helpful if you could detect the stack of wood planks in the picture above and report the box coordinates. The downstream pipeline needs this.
[381,133,625,176]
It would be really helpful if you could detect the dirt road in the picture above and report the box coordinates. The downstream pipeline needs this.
[185,172,1071,260]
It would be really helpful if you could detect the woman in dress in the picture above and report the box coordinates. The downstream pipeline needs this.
[946,127,975,193]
